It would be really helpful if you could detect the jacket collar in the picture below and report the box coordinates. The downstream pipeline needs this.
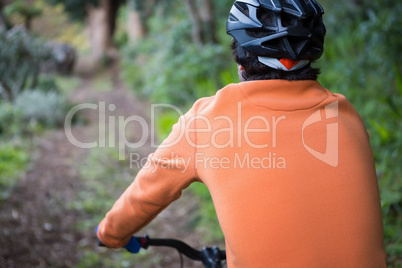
[238,80,330,111]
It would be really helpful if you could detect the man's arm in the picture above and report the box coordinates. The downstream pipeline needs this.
[96,106,200,247]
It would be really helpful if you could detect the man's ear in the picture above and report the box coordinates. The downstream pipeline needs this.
[238,65,247,82]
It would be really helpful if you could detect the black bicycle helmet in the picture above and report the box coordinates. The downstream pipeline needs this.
[227,0,326,65]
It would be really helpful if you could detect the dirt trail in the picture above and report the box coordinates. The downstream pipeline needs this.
[0,62,209,267]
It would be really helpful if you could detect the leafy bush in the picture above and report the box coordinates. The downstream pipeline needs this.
[0,102,16,135]
[13,89,70,128]
[36,74,60,93]
[121,9,235,108]
[54,75,81,96]
[319,1,402,265]
[0,27,52,101]
[0,142,29,201]
[71,147,139,268]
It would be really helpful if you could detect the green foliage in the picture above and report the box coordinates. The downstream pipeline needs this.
[319,0,402,265]
[0,142,29,201]
[0,100,42,137]
[54,75,81,95]
[0,27,51,101]
[121,8,235,107]
[188,183,224,242]
[30,0,89,51]
[13,89,70,128]
[44,0,98,21]
[0,74,78,138]
[36,74,60,93]
[4,0,42,19]
[154,109,181,142]
[75,249,139,268]
[112,6,129,49]
[71,147,139,268]
[72,147,132,228]
[148,43,230,106]
[44,0,126,22]
[0,102,16,135]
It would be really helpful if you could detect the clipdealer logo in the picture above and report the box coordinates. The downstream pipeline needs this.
[64,101,340,168]
[301,101,339,167]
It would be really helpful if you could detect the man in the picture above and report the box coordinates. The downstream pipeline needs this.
[97,0,386,267]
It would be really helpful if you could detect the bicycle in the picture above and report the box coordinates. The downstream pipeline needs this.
[130,235,226,268]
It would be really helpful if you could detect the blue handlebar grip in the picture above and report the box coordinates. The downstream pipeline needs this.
[124,237,141,253]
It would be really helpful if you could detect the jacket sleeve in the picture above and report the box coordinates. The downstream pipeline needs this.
[97,106,200,248]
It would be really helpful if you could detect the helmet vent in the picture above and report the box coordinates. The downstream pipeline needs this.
[287,37,309,55]
[281,12,298,27]
[262,39,283,51]
[257,8,277,27]
[246,29,275,38]
[302,16,314,28]
[235,2,250,16]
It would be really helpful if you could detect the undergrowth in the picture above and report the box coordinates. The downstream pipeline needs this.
[0,141,30,202]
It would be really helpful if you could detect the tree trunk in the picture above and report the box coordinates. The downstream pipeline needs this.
[24,0,35,30]
[143,0,157,19]
[183,0,217,46]
[0,0,6,30]
[0,81,12,102]
[199,0,216,44]
[24,16,32,31]
[109,0,120,38]
[127,0,146,46]
[86,0,112,62]
[183,0,203,46]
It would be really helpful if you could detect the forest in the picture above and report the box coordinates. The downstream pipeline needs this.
[0,0,401,267]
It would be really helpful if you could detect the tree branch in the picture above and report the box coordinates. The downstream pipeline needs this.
[0,80,13,102]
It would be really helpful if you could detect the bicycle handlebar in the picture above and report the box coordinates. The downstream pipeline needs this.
[131,235,226,268]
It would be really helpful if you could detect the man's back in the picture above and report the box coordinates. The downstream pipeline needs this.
[191,80,386,267]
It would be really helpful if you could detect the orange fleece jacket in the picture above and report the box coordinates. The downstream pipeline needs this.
[97,80,386,267]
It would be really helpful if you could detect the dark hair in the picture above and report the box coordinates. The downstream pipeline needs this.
[231,40,321,81]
